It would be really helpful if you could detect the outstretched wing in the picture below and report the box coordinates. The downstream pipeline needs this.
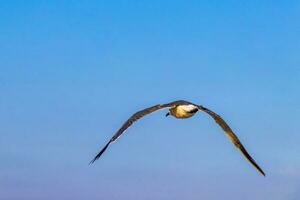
[197,105,265,176]
[90,101,183,164]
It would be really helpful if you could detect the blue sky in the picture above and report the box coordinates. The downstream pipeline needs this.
[1,0,300,199]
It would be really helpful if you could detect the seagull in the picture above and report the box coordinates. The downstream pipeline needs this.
[90,100,265,176]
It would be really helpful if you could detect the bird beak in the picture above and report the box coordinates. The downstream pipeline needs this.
[165,112,170,117]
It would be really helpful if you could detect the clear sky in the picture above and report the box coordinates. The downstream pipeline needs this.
[1,1,300,199]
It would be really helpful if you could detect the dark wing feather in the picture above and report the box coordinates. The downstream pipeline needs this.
[197,105,265,176]
[90,140,111,164]
[90,101,181,164]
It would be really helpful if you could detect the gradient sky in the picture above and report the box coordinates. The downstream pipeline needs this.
[1,1,300,199]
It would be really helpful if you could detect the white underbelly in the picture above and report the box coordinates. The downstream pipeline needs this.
[175,105,198,118]
[177,105,198,112]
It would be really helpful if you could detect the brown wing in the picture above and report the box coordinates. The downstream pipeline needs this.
[90,101,183,164]
[197,105,265,176]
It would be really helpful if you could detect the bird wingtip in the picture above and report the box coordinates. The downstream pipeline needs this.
[89,140,112,165]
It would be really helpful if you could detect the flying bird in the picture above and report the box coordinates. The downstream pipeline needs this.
[90,100,265,176]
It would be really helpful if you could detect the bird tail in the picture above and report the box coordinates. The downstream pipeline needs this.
[89,140,112,164]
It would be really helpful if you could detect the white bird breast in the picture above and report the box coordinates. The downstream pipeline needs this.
[177,104,198,112]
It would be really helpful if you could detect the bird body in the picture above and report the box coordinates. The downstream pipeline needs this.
[170,104,199,118]
[90,100,265,176]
